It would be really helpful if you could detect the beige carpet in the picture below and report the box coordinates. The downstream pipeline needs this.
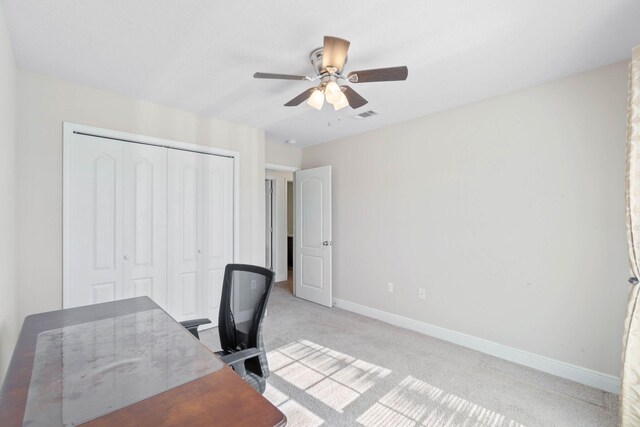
[200,276,618,426]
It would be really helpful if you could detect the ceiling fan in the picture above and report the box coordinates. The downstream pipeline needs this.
[253,36,408,111]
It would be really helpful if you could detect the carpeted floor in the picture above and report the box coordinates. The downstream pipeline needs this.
[200,275,618,426]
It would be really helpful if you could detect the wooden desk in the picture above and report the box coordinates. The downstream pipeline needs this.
[0,297,286,427]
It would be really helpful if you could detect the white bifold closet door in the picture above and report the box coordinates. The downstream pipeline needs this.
[201,153,234,323]
[166,149,233,322]
[66,134,126,308]
[65,132,233,324]
[66,134,167,309]
[123,142,167,306]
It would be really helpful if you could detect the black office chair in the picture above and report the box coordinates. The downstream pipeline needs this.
[180,264,275,394]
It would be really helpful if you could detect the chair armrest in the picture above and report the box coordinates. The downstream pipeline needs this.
[180,318,212,329]
[221,348,261,378]
[221,348,261,365]
[180,318,212,339]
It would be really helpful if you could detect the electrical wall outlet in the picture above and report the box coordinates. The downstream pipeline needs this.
[387,282,394,293]
[251,279,257,290]
[418,288,426,300]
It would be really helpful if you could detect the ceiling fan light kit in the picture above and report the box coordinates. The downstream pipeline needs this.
[254,36,408,111]
[333,92,349,111]
[324,81,343,104]
[307,89,325,110]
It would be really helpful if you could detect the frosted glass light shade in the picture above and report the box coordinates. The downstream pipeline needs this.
[307,89,324,110]
[333,92,349,110]
[324,81,342,104]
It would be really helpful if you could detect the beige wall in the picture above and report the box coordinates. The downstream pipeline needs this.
[266,169,294,282]
[265,140,302,168]
[16,71,266,323]
[302,61,629,376]
[0,5,18,382]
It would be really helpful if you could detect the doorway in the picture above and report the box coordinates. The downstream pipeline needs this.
[265,169,294,291]
[287,180,294,282]
[265,179,274,270]
[265,164,332,306]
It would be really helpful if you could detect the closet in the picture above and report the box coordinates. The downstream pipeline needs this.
[64,130,234,324]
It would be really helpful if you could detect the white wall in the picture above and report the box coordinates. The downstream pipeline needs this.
[302,61,629,377]
[0,4,18,382]
[266,169,294,282]
[265,140,302,168]
[16,71,266,322]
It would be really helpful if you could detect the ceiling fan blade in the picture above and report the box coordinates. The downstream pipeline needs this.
[322,36,350,72]
[284,87,317,106]
[254,72,309,81]
[348,66,408,83]
[341,86,368,109]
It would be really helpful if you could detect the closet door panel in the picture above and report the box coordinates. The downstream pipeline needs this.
[123,143,167,309]
[167,149,204,321]
[203,155,234,323]
[65,134,124,308]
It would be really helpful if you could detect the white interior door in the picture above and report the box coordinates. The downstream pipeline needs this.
[202,154,234,323]
[123,143,167,308]
[167,149,204,321]
[65,134,124,308]
[295,165,332,307]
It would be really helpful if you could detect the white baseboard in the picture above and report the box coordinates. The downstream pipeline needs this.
[333,297,621,394]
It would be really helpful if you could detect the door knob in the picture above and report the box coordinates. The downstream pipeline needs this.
[323,241,329,246]
[123,255,129,261]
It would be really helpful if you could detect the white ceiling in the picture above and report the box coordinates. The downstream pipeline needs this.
[3,0,640,147]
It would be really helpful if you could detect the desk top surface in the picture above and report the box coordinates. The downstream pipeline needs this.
[0,297,286,427]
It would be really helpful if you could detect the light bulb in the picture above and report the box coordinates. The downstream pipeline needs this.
[333,91,349,111]
[324,81,342,104]
[307,89,324,110]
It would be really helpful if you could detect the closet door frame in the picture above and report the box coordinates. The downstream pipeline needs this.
[63,122,240,309]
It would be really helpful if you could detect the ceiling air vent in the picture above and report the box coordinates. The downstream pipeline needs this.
[352,110,380,120]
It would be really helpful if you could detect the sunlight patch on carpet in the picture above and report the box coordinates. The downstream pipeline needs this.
[264,384,324,427]
[357,375,526,427]
[268,339,391,413]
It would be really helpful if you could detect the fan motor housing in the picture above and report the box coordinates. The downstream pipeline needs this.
[310,47,348,75]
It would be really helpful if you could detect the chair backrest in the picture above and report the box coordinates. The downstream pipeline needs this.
[218,264,275,354]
